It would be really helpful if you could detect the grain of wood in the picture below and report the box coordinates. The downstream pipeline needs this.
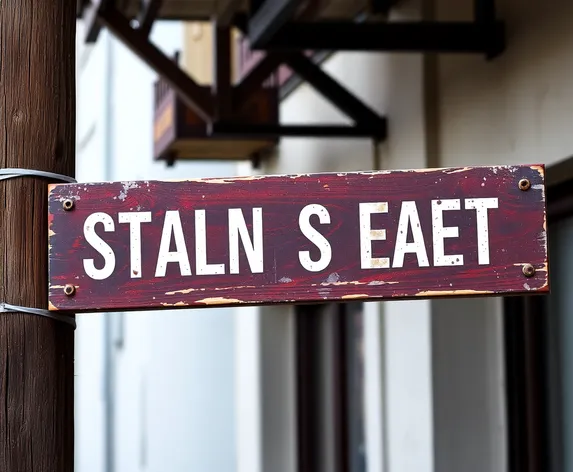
[0,1,76,471]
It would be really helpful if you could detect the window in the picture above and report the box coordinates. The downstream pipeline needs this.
[295,302,367,472]
[504,157,573,472]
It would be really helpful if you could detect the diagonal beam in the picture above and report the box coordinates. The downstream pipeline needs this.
[234,53,288,110]
[97,6,214,121]
[284,54,385,127]
[138,0,163,37]
[249,0,304,48]
[83,0,104,43]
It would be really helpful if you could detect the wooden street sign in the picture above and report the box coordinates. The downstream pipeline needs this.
[48,165,548,313]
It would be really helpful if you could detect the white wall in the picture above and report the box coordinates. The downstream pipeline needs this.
[428,0,573,469]
[75,20,107,472]
[76,20,238,472]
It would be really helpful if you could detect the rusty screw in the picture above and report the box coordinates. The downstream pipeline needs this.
[522,264,536,278]
[63,284,76,296]
[518,179,531,191]
[62,199,74,211]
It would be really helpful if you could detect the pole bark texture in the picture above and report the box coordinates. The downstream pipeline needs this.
[0,1,76,471]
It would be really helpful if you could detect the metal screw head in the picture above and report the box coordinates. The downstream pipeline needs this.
[62,199,74,211]
[522,264,536,278]
[518,179,531,191]
[63,284,76,296]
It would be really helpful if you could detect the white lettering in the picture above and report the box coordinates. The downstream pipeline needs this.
[83,212,116,280]
[359,202,389,269]
[118,212,152,278]
[155,210,192,277]
[229,208,264,274]
[432,199,463,266]
[392,201,429,268]
[195,210,225,275]
[465,198,498,265]
[298,204,332,272]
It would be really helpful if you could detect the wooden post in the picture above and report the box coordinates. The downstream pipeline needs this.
[0,1,76,471]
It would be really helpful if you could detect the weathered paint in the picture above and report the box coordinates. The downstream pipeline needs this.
[48,165,549,313]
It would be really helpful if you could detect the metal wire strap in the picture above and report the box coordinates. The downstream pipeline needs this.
[0,303,76,329]
[0,167,77,183]
[0,168,77,328]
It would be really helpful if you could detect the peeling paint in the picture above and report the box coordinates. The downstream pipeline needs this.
[165,285,257,295]
[341,294,369,299]
[195,297,244,305]
[118,181,139,201]
[443,167,472,174]
[160,301,188,307]
[415,289,493,297]
[279,277,293,283]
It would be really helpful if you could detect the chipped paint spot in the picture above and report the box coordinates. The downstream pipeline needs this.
[524,283,531,290]
[279,277,293,283]
[49,229,56,237]
[160,301,188,307]
[166,285,256,295]
[530,164,545,177]
[195,297,243,305]
[342,294,369,299]
[444,167,472,174]
[48,301,59,311]
[368,280,399,286]
[118,181,139,201]
[415,289,493,297]
[325,272,340,284]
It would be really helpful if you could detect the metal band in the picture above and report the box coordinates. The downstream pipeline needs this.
[0,168,77,183]
[0,303,76,329]
[0,168,77,328]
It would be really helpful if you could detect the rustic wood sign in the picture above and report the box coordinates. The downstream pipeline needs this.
[48,165,548,313]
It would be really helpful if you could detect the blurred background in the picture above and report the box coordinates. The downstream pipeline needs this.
[74,1,573,471]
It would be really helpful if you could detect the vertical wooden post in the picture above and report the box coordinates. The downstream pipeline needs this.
[0,1,76,471]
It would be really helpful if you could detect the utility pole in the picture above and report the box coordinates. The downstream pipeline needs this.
[0,1,76,471]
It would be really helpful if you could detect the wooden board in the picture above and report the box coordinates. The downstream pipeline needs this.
[48,165,548,313]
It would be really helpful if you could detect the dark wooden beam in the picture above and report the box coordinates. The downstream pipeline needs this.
[370,0,400,14]
[283,54,386,127]
[213,25,233,120]
[210,122,387,138]
[474,0,496,24]
[248,0,304,48]
[138,0,163,37]
[254,21,506,58]
[83,0,104,43]
[216,0,243,26]
[97,6,214,121]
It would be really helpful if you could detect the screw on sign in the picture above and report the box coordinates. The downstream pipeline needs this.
[47,165,549,313]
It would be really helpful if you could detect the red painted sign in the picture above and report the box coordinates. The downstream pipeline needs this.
[48,165,548,313]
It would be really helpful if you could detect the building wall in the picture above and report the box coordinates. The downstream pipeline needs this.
[430,0,573,470]
[75,20,107,472]
[75,20,238,472]
[232,0,569,469]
